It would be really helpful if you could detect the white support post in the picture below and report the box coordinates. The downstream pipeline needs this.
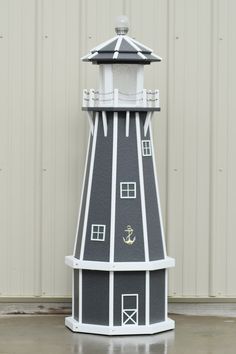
[155,89,160,108]
[87,111,94,135]
[144,111,153,136]
[89,88,95,107]
[125,111,130,137]
[142,89,147,107]
[102,111,108,137]
[114,88,119,107]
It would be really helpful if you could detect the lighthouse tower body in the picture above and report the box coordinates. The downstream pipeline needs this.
[65,21,175,335]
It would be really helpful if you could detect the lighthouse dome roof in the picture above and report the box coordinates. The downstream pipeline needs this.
[81,35,162,65]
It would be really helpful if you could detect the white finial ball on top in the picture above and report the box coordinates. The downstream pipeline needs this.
[115,15,129,35]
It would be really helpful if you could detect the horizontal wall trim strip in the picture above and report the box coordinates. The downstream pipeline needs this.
[65,255,175,271]
[0,297,72,303]
[168,297,236,303]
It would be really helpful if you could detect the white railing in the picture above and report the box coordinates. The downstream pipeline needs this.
[82,89,160,108]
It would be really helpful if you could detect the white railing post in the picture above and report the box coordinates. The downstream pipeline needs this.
[114,89,119,107]
[142,89,147,107]
[89,88,95,107]
[155,89,160,108]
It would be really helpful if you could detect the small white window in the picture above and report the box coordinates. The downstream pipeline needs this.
[142,140,152,156]
[91,224,106,241]
[120,182,136,199]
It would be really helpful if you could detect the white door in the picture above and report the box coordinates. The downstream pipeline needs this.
[121,294,139,326]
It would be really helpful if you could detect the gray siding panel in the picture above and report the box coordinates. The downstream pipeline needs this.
[82,270,109,325]
[115,113,145,262]
[74,137,93,259]
[114,271,146,326]
[73,269,79,321]
[150,270,165,323]
[140,116,164,261]
[83,114,113,261]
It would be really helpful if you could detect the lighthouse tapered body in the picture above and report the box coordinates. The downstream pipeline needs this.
[65,19,175,335]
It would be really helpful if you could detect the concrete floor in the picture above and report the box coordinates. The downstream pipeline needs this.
[0,315,235,354]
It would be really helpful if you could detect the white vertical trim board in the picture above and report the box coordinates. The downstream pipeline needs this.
[102,111,108,137]
[145,271,150,325]
[87,111,94,135]
[144,111,153,136]
[73,133,92,256]
[109,112,118,262]
[79,269,82,323]
[72,271,74,318]
[135,113,149,262]
[125,111,130,137]
[79,115,99,260]
[109,271,114,327]
[149,125,167,258]
[165,270,168,321]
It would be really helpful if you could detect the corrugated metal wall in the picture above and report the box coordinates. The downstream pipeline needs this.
[0,0,235,298]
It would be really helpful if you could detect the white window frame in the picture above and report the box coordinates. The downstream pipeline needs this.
[91,224,106,241]
[120,182,136,199]
[142,140,152,156]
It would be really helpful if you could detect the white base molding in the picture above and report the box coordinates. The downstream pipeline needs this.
[65,316,175,335]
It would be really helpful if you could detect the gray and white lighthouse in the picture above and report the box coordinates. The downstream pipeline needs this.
[65,16,175,336]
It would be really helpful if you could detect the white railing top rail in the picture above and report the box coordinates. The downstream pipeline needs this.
[82,88,160,108]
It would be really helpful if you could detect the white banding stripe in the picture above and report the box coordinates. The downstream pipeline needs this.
[150,52,162,61]
[73,133,92,256]
[129,37,153,52]
[114,36,123,51]
[144,111,153,136]
[79,269,82,323]
[125,111,130,137]
[165,270,168,320]
[87,51,98,59]
[113,51,119,59]
[109,112,118,262]
[149,125,167,258]
[87,111,94,135]
[136,113,149,262]
[138,52,147,60]
[109,272,114,326]
[79,114,99,260]
[90,35,118,52]
[145,271,150,325]
[124,36,141,51]
[102,111,108,136]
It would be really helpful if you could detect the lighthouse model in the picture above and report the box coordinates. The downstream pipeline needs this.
[65,16,175,335]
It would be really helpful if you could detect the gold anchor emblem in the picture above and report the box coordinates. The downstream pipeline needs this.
[123,225,136,245]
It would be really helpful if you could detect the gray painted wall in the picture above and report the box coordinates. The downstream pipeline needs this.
[82,270,109,325]
[115,113,145,262]
[113,271,146,326]
[73,269,79,321]
[150,270,165,323]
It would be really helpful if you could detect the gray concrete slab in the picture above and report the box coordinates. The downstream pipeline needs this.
[0,315,235,354]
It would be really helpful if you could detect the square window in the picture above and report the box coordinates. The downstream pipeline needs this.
[142,140,152,156]
[120,182,136,199]
[91,224,106,241]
